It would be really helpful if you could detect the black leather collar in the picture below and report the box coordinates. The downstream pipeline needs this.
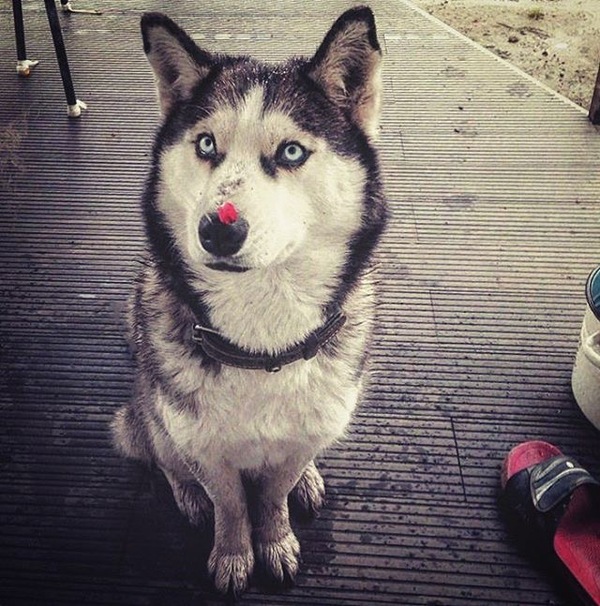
[191,306,347,372]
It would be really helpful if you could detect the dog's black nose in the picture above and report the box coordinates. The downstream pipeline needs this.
[198,212,248,257]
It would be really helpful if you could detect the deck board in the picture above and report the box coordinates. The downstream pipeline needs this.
[1,1,600,604]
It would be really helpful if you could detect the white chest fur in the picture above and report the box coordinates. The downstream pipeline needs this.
[158,354,361,471]
[138,261,375,472]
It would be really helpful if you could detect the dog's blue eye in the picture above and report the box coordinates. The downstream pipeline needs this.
[196,134,217,158]
[277,142,309,167]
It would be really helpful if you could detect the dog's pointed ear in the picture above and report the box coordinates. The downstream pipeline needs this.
[141,13,213,115]
[306,7,382,139]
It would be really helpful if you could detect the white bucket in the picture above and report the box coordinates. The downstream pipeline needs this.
[572,267,600,430]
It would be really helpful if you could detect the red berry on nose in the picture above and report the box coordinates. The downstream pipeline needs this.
[217,201,238,225]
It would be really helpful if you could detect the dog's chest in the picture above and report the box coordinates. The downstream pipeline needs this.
[160,358,360,470]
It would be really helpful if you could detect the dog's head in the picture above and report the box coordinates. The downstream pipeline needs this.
[142,7,386,280]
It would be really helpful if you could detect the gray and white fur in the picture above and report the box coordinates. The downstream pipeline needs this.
[112,6,388,595]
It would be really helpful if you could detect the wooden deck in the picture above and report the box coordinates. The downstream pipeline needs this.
[1,1,600,604]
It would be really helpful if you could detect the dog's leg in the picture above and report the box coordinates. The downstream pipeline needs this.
[161,468,214,529]
[290,459,326,516]
[202,466,254,595]
[252,455,316,583]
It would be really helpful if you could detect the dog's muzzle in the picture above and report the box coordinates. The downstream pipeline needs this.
[199,202,248,258]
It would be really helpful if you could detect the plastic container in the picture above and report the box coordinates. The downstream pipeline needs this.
[572,266,600,429]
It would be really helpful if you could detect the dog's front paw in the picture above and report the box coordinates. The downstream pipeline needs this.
[290,461,325,516]
[256,530,301,583]
[208,547,254,595]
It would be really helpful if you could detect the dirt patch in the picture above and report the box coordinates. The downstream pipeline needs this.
[0,115,29,191]
[411,0,600,109]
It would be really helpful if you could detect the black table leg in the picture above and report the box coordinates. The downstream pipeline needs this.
[12,0,26,60]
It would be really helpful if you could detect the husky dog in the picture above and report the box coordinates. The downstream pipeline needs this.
[112,5,387,594]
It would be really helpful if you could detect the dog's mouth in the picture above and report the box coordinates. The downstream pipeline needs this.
[205,261,250,273]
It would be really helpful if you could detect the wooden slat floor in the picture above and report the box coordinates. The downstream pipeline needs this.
[1,1,600,604]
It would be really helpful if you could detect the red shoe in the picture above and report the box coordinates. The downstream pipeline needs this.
[500,441,600,605]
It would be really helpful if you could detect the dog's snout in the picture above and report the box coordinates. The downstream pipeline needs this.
[199,211,248,257]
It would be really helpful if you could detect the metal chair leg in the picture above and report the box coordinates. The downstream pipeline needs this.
[43,0,86,117]
[12,0,40,76]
